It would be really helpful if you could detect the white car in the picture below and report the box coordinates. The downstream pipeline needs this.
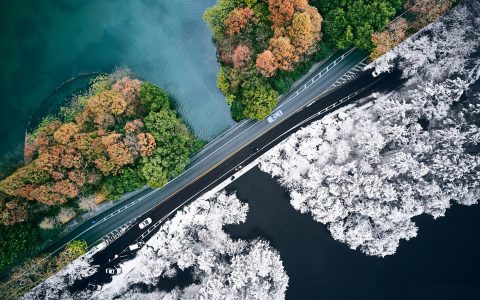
[128,243,142,251]
[139,217,152,229]
[105,267,122,275]
[267,110,283,123]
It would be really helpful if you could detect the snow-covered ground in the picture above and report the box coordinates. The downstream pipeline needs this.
[259,1,480,257]
[25,191,288,300]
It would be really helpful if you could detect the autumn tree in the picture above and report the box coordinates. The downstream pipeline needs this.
[225,7,255,36]
[268,0,295,28]
[233,44,252,69]
[137,133,156,157]
[53,123,79,145]
[406,0,456,30]
[288,12,316,55]
[1,199,28,225]
[256,50,277,77]
[370,18,408,59]
[269,36,297,72]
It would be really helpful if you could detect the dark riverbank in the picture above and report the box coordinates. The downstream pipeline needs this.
[225,167,480,300]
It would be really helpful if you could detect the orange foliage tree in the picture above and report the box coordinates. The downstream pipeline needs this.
[0,76,157,206]
[256,0,322,77]
[1,199,28,225]
[370,17,408,60]
[233,44,252,69]
[225,7,255,36]
[256,50,277,77]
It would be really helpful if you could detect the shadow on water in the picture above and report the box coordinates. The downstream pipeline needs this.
[224,167,480,300]
[114,265,196,298]
[26,72,102,133]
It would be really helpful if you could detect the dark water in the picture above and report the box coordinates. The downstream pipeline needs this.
[0,0,234,163]
[225,168,480,300]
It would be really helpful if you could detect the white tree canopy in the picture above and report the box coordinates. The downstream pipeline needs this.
[260,1,480,257]
[26,191,289,300]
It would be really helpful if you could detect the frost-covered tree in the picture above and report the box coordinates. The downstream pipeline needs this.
[260,1,480,257]
[98,191,288,300]
[25,191,288,300]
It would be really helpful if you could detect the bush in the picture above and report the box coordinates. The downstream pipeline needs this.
[39,217,57,230]
[56,207,76,225]
[77,195,98,211]
[0,223,41,273]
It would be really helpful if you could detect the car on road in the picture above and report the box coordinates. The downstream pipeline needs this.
[128,242,143,251]
[139,217,152,229]
[105,267,122,275]
[267,110,283,123]
[87,283,102,291]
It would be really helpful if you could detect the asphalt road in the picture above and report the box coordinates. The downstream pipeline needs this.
[68,64,403,292]
[46,48,369,257]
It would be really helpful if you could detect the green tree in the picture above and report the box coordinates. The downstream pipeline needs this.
[140,82,170,112]
[240,77,279,120]
[0,223,41,272]
[144,110,191,146]
[316,0,400,51]
[203,0,237,40]
[323,8,352,49]
[140,153,170,188]
[103,167,146,200]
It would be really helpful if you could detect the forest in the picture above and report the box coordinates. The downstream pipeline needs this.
[259,1,480,257]
[204,0,458,120]
[0,72,203,276]
[25,191,289,299]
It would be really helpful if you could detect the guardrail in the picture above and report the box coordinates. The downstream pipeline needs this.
[277,48,357,109]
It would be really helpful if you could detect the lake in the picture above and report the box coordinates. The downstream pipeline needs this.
[0,0,234,164]
[225,167,480,300]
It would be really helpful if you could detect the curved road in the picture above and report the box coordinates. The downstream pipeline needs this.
[46,48,369,257]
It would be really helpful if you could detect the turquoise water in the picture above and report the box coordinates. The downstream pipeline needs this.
[0,0,234,163]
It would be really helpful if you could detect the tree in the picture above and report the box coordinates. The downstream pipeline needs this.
[137,132,156,157]
[53,180,78,198]
[269,36,298,72]
[256,50,277,77]
[144,110,190,146]
[233,44,252,69]
[53,123,79,145]
[268,0,295,27]
[204,0,237,40]
[288,12,315,55]
[225,7,255,36]
[320,0,399,50]
[140,82,170,112]
[140,154,169,188]
[406,0,456,30]
[104,167,146,200]
[0,222,40,272]
[241,77,279,120]
[370,18,408,60]
[55,240,88,269]
[1,199,28,225]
